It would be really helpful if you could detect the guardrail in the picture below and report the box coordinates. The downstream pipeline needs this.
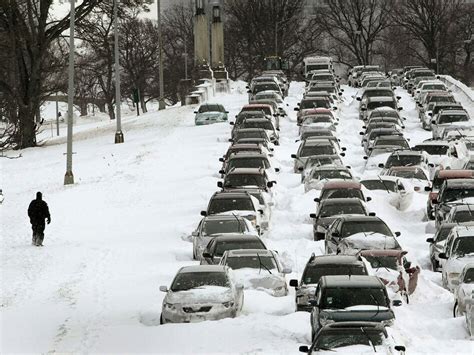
[439,75,474,105]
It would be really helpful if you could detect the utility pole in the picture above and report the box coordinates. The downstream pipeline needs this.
[184,40,188,80]
[114,0,124,143]
[55,96,60,136]
[158,0,165,110]
[64,0,75,185]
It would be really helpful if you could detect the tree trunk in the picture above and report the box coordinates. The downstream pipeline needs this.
[140,94,147,113]
[79,102,88,116]
[16,106,36,149]
[107,102,115,120]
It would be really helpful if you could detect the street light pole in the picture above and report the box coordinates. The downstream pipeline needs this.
[274,20,278,56]
[64,0,75,185]
[114,0,124,143]
[158,0,165,110]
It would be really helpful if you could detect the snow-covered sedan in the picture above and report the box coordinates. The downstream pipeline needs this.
[194,103,229,125]
[360,176,412,211]
[304,165,353,192]
[219,249,291,297]
[159,265,244,324]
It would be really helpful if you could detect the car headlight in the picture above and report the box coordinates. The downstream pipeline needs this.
[448,273,460,280]
[222,301,234,308]
[382,319,394,326]
[297,294,309,305]
[164,303,176,310]
[274,285,286,293]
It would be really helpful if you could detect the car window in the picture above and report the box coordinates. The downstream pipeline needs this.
[208,198,254,214]
[225,255,277,270]
[214,239,265,256]
[224,174,266,188]
[301,145,336,157]
[341,221,392,238]
[202,219,246,235]
[320,203,365,217]
[361,180,397,192]
[302,264,367,285]
[452,237,474,257]
[364,255,398,270]
[322,287,388,309]
[171,271,229,291]
[315,329,385,350]
[321,189,364,200]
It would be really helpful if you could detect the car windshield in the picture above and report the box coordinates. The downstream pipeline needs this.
[370,111,399,119]
[301,131,333,139]
[312,75,333,81]
[208,198,254,214]
[306,157,340,168]
[412,144,448,155]
[302,265,367,285]
[320,203,365,217]
[374,139,409,149]
[368,101,395,110]
[313,86,335,93]
[385,155,422,168]
[429,96,455,103]
[300,100,330,109]
[341,221,392,239]
[453,210,474,223]
[321,189,364,200]
[171,271,229,291]
[463,268,474,283]
[452,237,474,257]
[215,240,265,256]
[312,170,352,180]
[307,64,330,71]
[361,180,397,192]
[235,130,268,140]
[303,116,332,124]
[438,114,469,124]
[322,287,388,309]
[390,169,427,180]
[365,90,392,98]
[442,188,474,203]
[254,83,279,93]
[315,329,385,350]
[364,255,398,270]
[224,174,265,188]
[243,121,274,130]
[301,145,336,156]
[422,84,445,91]
[199,105,223,113]
[227,158,270,170]
[202,219,246,235]
[225,255,277,270]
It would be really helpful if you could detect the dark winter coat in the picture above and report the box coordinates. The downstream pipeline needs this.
[28,193,50,225]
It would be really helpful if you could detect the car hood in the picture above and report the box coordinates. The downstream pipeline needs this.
[343,233,400,252]
[321,306,393,322]
[446,254,474,273]
[232,268,286,290]
[196,111,225,118]
[166,286,233,304]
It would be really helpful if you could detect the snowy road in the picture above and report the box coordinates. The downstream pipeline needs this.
[1,81,474,353]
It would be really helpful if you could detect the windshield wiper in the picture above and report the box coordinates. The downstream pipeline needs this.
[360,327,377,353]
[256,252,272,275]
[231,212,245,233]
[377,176,391,194]
[368,293,381,322]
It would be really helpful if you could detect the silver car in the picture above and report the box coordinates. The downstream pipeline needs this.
[191,215,257,260]
[219,249,291,297]
[159,265,244,324]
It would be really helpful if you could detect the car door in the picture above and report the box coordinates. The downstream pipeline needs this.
[311,285,323,330]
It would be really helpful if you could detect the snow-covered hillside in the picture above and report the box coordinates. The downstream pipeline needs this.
[1,80,473,354]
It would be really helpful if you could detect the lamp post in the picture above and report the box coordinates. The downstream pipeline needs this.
[64,0,75,185]
[114,0,124,143]
[157,0,165,110]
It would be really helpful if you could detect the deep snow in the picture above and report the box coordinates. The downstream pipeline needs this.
[1,80,473,354]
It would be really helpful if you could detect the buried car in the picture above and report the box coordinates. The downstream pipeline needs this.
[219,249,291,297]
[159,265,244,324]
[194,103,228,125]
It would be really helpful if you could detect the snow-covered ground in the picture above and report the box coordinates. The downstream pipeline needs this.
[1,80,474,354]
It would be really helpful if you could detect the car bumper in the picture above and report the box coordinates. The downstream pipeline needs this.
[161,304,236,324]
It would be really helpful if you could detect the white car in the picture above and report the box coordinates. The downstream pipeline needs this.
[337,232,402,255]
[453,263,474,317]
[304,165,353,192]
[159,265,244,324]
[219,249,291,297]
[439,227,474,291]
[360,176,413,211]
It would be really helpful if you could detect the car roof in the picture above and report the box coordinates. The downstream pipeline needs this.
[204,215,245,221]
[312,165,348,171]
[388,150,423,156]
[321,198,364,205]
[323,180,361,189]
[243,103,272,109]
[320,275,384,288]
[452,225,474,237]
[212,191,251,199]
[226,249,273,257]
[359,249,407,257]
[445,179,474,188]
[367,96,395,102]
[179,265,227,273]
[337,215,383,222]
[321,321,386,331]
[438,170,474,178]
[303,139,334,146]
[226,167,265,175]
[228,152,268,159]
[309,254,365,265]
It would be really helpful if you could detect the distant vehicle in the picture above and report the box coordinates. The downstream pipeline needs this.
[159,265,244,324]
[194,103,228,125]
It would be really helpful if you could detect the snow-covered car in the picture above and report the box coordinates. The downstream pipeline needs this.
[443,204,474,226]
[289,254,368,312]
[426,222,467,272]
[309,276,397,340]
[360,249,420,303]
[202,191,264,233]
[234,118,279,145]
[299,322,406,354]
[298,154,344,182]
[194,103,228,125]
[361,98,401,121]
[378,150,432,173]
[292,139,342,173]
[220,152,276,177]
[433,179,474,228]
[299,115,337,135]
[362,128,404,154]
[295,98,335,125]
[219,249,291,297]
[338,232,402,255]
[200,234,267,265]
[439,226,474,291]
[231,128,272,146]
[221,143,272,163]
[384,166,431,192]
[317,180,370,203]
[412,140,450,168]
[191,215,257,260]
[299,127,335,141]
[159,265,244,324]
[218,167,276,193]
[360,176,412,211]
[324,215,399,254]
[304,165,353,192]
[431,109,472,139]
[453,263,474,317]
[310,198,370,241]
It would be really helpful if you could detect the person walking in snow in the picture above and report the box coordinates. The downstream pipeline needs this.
[27,192,51,246]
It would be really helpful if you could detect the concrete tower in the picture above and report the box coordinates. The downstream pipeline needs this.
[193,0,210,66]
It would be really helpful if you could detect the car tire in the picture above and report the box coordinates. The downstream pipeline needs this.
[453,302,459,317]
[431,258,438,272]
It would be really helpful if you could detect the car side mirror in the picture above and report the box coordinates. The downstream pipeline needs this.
[426,237,434,243]
[395,231,401,237]
[309,213,317,218]
[340,153,345,157]
[291,154,297,159]
[159,285,168,292]
[424,186,432,192]
[392,299,402,307]
[202,252,212,258]
[359,132,364,135]
[397,107,403,111]
[225,111,229,113]
[275,168,280,173]
[333,106,337,110]
[258,209,264,215]
[363,156,368,160]
[193,111,198,114]
[229,121,235,125]
[217,181,223,188]
[219,170,225,175]
[219,157,225,162]
[394,346,406,352]
[428,163,434,168]
[294,107,300,111]
[314,197,320,203]
[341,147,346,151]
[191,231,198,237]
[378,163,384,168]
[289,279,298,287]
[369,212,376,216]
[432,199,438,204]
[297,167,304,172]
[309,300,319,307]
[356,97,361,101]
[299,345,309,353]
[366,197,372,202]
[247,90,251,93]
[200,210,207,216]
[438,252,447,259]
[428,112,433,116]
[396,96,401,100]
[361,107,367,111]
